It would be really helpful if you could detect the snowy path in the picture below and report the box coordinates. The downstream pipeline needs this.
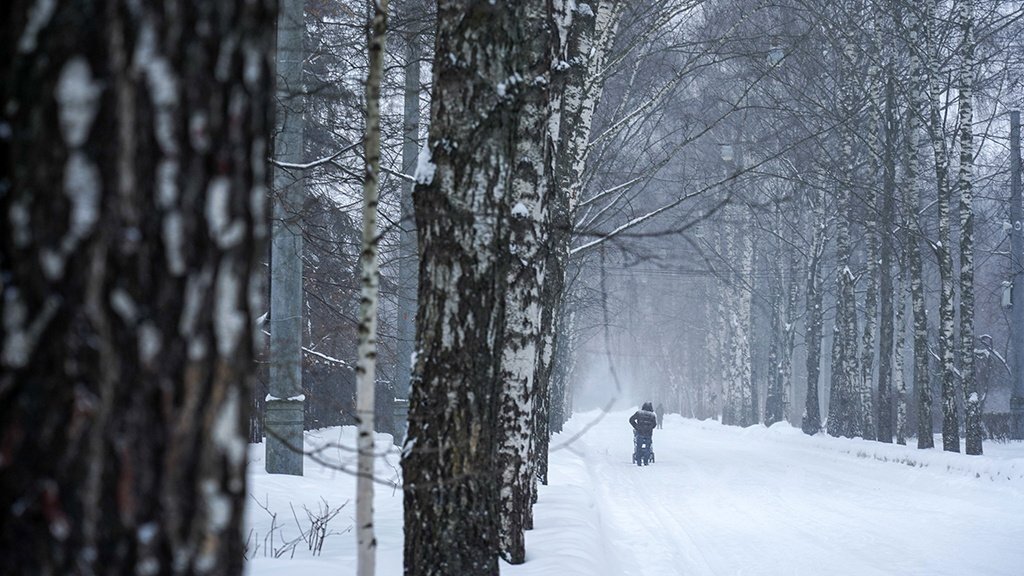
[245,412,1024,575]
[552,412,1024,576]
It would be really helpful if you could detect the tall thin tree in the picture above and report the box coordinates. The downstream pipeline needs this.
[957,0,982,455]
[803,190,827,435]
[923,0,961,453]
[905,2,934,449]
[877,68,898,443]
[356,2,389,574]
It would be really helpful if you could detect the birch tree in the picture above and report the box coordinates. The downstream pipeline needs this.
[957,0,982,456]
[535,0,624,486]
[355,2,389,574]
[0,1,274,572]
[858,9,883,442]
[401,1,552,572]
[802,190,828,435]
[764,206,787,427]
[925,0,962,452]
[497,0,565,562]
[827,35,862,439]
[877,69,898,443]
[905,2,935,449]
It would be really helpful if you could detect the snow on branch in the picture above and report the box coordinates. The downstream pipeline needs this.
[260,324,353,368]
[271,142,360,171]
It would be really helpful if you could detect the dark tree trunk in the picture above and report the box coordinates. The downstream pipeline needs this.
[877,70,897,444]
[802,192,826,435]
[0,1,274,573]
[764,206,785,427]
[401,2,549,573]
[904,4,934,449]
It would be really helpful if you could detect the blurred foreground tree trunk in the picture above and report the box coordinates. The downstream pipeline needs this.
[0,0,274,573]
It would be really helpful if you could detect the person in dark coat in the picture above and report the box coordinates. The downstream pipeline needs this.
[655,403,665,429]
[630,402,658,464]
[630,402,657,437]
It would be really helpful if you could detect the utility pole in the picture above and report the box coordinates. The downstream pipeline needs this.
[394,25,421,444]
[1010,111,1024,439]
[266,0,305,475]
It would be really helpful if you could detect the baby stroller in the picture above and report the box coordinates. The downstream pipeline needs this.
[632,433,655,466]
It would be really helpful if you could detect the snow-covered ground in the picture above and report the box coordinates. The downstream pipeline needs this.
[246,411,1024,575]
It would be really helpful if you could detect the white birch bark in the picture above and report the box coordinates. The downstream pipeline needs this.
[782,225,801,424]
[357,2,388,574]
[877,66,898,444]
[894,244,909,446]
[859,11,883,441]
[498,0,560,562]
[904,4,934,449]
[737,223,755,426]
[719,203,753,427]
[765,204,786,426]
[536,0,624,485]
[402,2,551,571]
[828,37,860,439]
[924,1,960,453]
[957,0,982,455]
[718,220,737,425]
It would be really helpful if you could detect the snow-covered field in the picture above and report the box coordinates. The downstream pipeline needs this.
[246,411,1024,575]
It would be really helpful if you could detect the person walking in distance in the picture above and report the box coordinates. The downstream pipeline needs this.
[630,402,658,465]
[655,403,665,429]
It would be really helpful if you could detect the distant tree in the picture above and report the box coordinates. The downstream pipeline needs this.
[0,0,274,572]
[802,190,828,435]
[877,69,898,444]
[957,0,982,456]
[922,0,962,453]
[904,1,935,450]
[393,0,427,444]
[828,31,862,439]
